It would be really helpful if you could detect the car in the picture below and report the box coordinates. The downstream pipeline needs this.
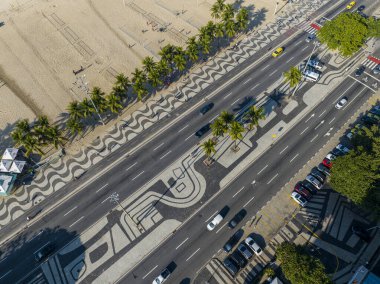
[370,107,380,116]
[195,123,211,137]
[228,209,247,229]
[301,180,318,194]
[322,158,332,169]
[153,268,171,284]
[335,97,348,109]
[346,132,354,140]
[346,1,356,10]
[237,243,253,260]
[207,214,223,231]
[373,65,380,75]
[326,153,336,161]
[223,230,243,253]
[357,5,365,11]
[230,250,247,268]
[317,164,331,177]
[35,243,55,262]
[352,225,371,242]
[335,143,350,154]
[355,65,365,77]
[357,11,368,18]
[306,175,322,189]
[310,168,326,183]
[223,257,239,276]
[244,236,263,255]
[331,147,345,157]
[272,47,284,58]
[291,191,308,207]
[305,34,316,43]
[200,103,214,115]
[294,183,313,200]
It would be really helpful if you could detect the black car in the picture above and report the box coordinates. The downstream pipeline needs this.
[357,5,365,11]
[200,103,214,115]
[223,229,243,253]
[310,168,326,183]
[228,209,247,229]
[301,180,318,194]
[195,123,211,137]
[35,243,55,262]
[230,250,247,268]
[352,225,371,242]
[223,257,239,276]
[331,147,345,157]
[317,163,331,176]
[355,65,365,77]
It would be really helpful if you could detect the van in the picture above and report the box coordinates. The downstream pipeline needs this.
[303,69,320,82]
[308,59,323,70]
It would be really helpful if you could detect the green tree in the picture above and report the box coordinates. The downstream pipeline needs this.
[224,19,236,38]
[210,0,225,20]
[34,115,51,144]
[211,118,227,137]
[80,98,95,118]
[106,93,123,113]
[186,37,199,62]
[201,138,217,163]
[244,106,265,131]
[317,13,370,57]
[67,101,83,121]
[115,73,131,92]
[66,117,83,136]
[228,121,244,150]
[199,34,212,56]
[235,8,249,32]
[46,125,66,149]
[157,59,172,79]
[159,44,176,64]
[214,23,225,47]
[276,242,332,284]
[264,267,275,278]
[91,87,108,113]
[173,49,187,72]
[219,110,234,127]
[283,66,302,92]
[11,119,32,147]
[222,3,235,22]
[131,68,147,85]
[142,56,156,75]
[23,134,44,157]
[148,68,163,88]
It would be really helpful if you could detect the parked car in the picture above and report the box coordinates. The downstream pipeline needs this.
[326,153,336,161]
[335,144,350,154]
[306,175,322,189]
[310,167,326,183]
[230,250,247,268]
[291,192,308,207]
[346,1,356,10]
[331,147,345,157]
[335,97,348,109]
[195,123,211,137]
[207,214,224,231]
[357,5,365,11]
[370,107,380,116]
[293,183,312,200]
[238,243,253,260]
[317,163,331,177]
[367,112,380,122]
[244,236,263,256]
[355,65,365,77]
[223,230,243,253]
[373,64,380,75]
[322,157,333,169]
[223,257,239,276]
[228,209,247,229]
[200,103,214,115]
[35,243,55,262]
[305,34,316,43]
[301,180,318,194]
[352,225,371,242]
[153,268,171,284]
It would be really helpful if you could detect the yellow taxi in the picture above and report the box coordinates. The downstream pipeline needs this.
[272,47,284,58]
[346,1,356,9]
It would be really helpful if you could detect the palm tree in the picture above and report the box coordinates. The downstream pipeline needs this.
[142,57,156,75]
[229,121,245,151]
[236,8,249,32]
[214,23,225,48]
[210,0,226,20]
[211,118,227,137]
[159,44,176,64]
[80,98,95,118]
[186,37,199,62]
[34,116,51,143]
[244,106,266,131]
[283,66,302,88]
[23,134,44,157]
[67,101,83,121]
[46,125,66,149]
[115,73,131,92]
[199,34,212,56]
[106,93,123,113]
[219,110,234,128]
[224,19,236,38]
[67,118,83,136]
[15,119,31,136]
[112,85,127,100]
[133,82,148,101]
[173,53,187,72]
[157,59,172,79]
[91,87,108,113]
[201,138,217,163]
[148,68,163,87]
[11,119,32,147]
[222,4,235,22]
[132,68,146,84]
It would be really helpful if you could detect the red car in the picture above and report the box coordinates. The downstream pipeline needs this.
[294,184,312,200]
[322,158,332,168]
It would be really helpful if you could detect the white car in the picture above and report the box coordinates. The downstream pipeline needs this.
[291,192,308,207]
[207,214,223,231]
[335,97,348,109]
[306,175,322,189]
[346,132,354,140]
[153,268,170,284]
[335,144,350,154]
[244,236,263,255]
[325,153,336,161]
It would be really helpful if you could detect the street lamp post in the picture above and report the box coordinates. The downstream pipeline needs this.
[73,74,105,126]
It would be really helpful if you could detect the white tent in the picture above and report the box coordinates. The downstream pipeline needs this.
[0,159,12,172]
[2,148,18,160]
[0,174,14,195]
[9,160,26,173]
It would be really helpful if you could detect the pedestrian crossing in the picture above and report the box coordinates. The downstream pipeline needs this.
[362,58,380,70]
[303,23,322,35]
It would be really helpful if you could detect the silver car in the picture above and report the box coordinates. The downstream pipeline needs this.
[238,243,253,260]
[373,65,380,75]
[306,175,322,189]
[244,236,263,256]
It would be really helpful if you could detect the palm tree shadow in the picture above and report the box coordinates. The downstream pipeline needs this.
[0,122,17,149]
[248,8,268,30]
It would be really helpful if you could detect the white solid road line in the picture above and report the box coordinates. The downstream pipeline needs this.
[178,124,189,133]
[329,117,335,124]
[153,142,164,151]
[243,78,252,84]
[344,87,366,109]
[0,256,7,264]
[290,153,299,163]
[294,40,302,46]
[267,173,279,184]
[186,248,200,262]
[64,206,78,217]
[0,270,12,280]
[268,70,277,77]
[33,242,50,254]
[176,238,189,250]
[96,183,109,193]
[223,92,233,100]
[250,83,260,91]
[205,211,218,223]
[125,162,137,171]
[209,115,219,123]
[286,56,295,63]
[301,46,309,51]
[27,230,44,243]
[231,98,240,106]
[310,134,319,142]
[69,216,84,228]
[132,171,145,181]
[257,165,268,175]
[215,222,228,234]
[185,134,193,141]
[160,151,172,160]
[279,146,288,154]
[318,110,326,117]
[300,126,309,135]
[233,186,245,198]
[243,196,255,208]
[262,65,269,71]
[142,265,158,279]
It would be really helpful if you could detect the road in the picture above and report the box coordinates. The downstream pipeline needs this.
[0,0,377,282]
